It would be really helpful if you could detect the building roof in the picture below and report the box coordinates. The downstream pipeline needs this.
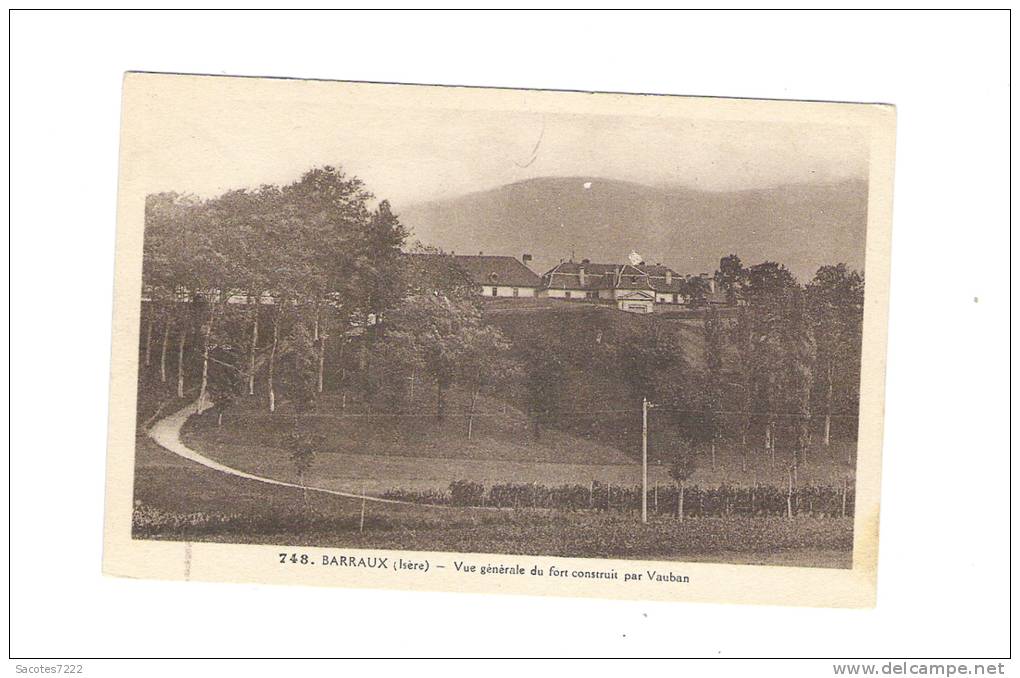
[405,253,543,288]
[541,260,687,293]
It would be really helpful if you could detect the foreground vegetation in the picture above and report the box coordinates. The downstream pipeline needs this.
[134,434,851,568]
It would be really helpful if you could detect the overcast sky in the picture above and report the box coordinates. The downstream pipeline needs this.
[132,76,870,210]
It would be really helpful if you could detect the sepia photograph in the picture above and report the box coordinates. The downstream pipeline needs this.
[103,72,894,606]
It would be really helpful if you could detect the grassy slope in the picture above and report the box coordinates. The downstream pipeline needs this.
[180,382,654,493]
[134,383,850,568]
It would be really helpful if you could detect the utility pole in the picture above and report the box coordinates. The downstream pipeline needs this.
[642,397,649,524]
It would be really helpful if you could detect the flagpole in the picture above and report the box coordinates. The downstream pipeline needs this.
[642,397,649,524]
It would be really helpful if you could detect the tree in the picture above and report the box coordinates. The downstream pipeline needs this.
[740,262,800,464]
[286,432,324,510]
[278,323,320,413]
[353,327,423,412]
[699,305,727,469]
[778,288,816,472]
[363,200,410,318]
[401,244,477,301]
[283,167,402,395]
[139,164,412,417]
[457,325,516,440]
[206,187,277,397]
[715,254,747,305]
[606,322,687,405]
[807,264,864,452]
[520,350,566,441]
[143,192,205,394]
[668,441,697,522]
[601,321,689,463]
[685,276,710,308]
[382,295,511,422]
[206,343,245,426]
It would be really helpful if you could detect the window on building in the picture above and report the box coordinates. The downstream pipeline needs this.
[586,290,597,299]
[513,287,519,297]
[565,290,572,299]
[491,287,498,297]
[672,293,678,304]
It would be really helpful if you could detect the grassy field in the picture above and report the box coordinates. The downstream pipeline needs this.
[134,387,853,568]
[135,433,851,568]
[181,384,856,495]
[182,388,656,494]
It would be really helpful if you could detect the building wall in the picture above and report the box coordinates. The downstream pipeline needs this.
[617,299,655,314]
[542,288,585,300]
[538,287,696,309]
[481,285,537,298]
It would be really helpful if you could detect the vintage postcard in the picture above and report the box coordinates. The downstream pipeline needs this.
[103,72,894,607]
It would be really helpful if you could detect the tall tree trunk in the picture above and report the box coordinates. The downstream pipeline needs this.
[677,483,685,523]
[359,312,369,371]
[467,379,480,439]
[740,416,749,470]
[786,467,794,519]
[159,315,170,383]
[766,421,776,466]
[823,361,834,449]
[144,316,153,367]
[176,326,187,398]
[199,320,212,407]
[317,336,325,394]
[248,296,259,396]
[267,312,280,413]
[312,306,322,392]
[841,476,848,517]
[436,379,446,421]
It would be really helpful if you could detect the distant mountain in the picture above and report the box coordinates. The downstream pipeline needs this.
[395,176,868,282]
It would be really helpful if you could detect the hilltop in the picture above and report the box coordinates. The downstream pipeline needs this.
[397,176,868,282]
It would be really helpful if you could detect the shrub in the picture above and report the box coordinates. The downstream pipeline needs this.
[449,480,486,506]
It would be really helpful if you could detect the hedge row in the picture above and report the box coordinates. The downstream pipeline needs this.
[381,479,855,518]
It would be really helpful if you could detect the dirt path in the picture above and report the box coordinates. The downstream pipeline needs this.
[147,400,417,507]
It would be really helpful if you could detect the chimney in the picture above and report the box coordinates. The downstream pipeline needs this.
[522,253,533,263]
[479,251,484,256]
[666,270,672,286]
[578,264,587,287]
